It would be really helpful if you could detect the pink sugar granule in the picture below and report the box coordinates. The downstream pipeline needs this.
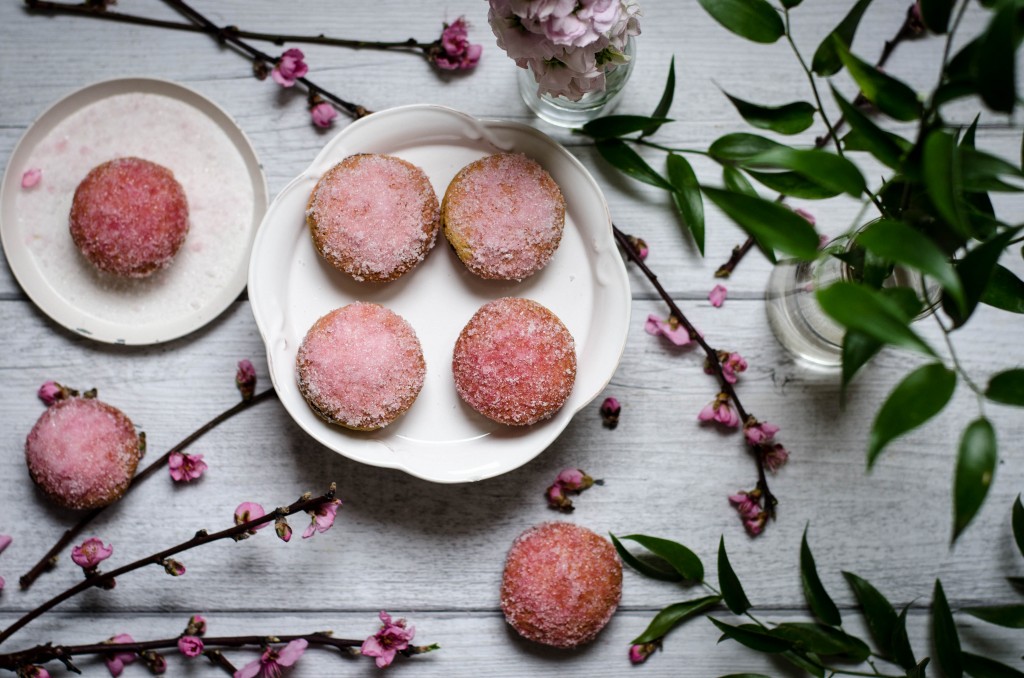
[296,302,426,430]
[25,397,140,511]
[452,298,576,426]
[307,154,439,282]
[501,522,622,648]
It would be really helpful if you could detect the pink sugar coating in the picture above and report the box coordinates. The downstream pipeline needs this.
[307,154,439,281]
[453,298,576,426]
[296,302,426,430]
[25,398,140,511]
[501,522,622,649]
[69,157,189,278]
[444,153,564,280]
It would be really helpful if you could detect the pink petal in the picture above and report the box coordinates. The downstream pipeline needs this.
[0,534,11,554]
[233,658,262,678]
[276,638,307,667]
[708,284,727,308]
[21,168,42,188]
[697,403,716,422]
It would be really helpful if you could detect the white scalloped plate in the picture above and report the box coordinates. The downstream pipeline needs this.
[249,104,630,483]
[0,78,267,344]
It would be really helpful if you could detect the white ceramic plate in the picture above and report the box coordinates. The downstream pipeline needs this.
[0,78,268,344]
[249,104,630,483]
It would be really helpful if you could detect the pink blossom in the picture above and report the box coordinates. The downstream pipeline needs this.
[729,490,767,537]
[0,575,4,591]
[21,168,42,189]
[185,614,207,636]
[235,638,308,678]
[629,641,660,664]
[271,48,308,87]
[21,666,50,678]
[432,17,483,70]
[706,351,748,385]
[763,443,789,473]
[276,517,293,542]
[302,498,341,539]
[644,314,691,346]
[361,611,415,669]
[698,394,740,429]
[168,452,207,483]
[600,395,621,429]
[708,284,727,308]
[178,636,204,658]
[234,502,270,534]
[793,207,816,226]
[546,481,573,512]
[745,421,780,446]
[104,634,137,677]
[309,101,338,128]
[71,537,112,569]
[0,534,11,555]
[236,359,257,401]
[37,381,63,406]
[556,468,595,491]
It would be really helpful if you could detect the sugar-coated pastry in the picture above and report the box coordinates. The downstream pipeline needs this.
[452,297,575,426]
[501,522,622,649]
[296,302,426,431]
[70,157,189,278]
[306,154,440,282]
[442,153,565,281]
[25,397,142,511]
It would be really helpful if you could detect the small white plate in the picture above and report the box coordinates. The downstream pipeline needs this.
[0,78,268,344]
[249,104,630,483]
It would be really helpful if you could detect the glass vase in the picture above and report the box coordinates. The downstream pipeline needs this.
[765,230,938,368]
[517,38,636,128]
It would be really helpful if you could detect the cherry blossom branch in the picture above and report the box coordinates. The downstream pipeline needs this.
[19,387,279,591]
[0,485,338,647]
[612,225,778,519]
[713,4,923,278]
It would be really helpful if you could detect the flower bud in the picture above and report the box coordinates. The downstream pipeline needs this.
[163,559,186,576]
[141,650,167,674]
[235,359,257,402]
[599,396,621,429]
[629,641,660,664]
[275,516,293,542]
[185,614,207,637]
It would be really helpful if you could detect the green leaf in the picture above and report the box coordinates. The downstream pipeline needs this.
[721,90,816,135]
[892,605,918,670]
[817,282,936,357]
[834,39,921,121]
[631,595,722,644]
[696,0,784,44]
[986,369,1024,406]
[919,0,954,34]
[981,265,1024,314]
[953,417,997,541]
[933,580,963,678]
[769,623,871,661]
[722,165,758,196]
[619,534,704,582]
[812,0,874,76]
[949,229,1022,327]
[800,527,841,626]
[856,219,966,313]
[702,186,820,260]
[831,85,908,170]
[781,651,826,677]
[718,675,774,678]
[610,533,682,582]
[962,652,1024,678]
[962,604,1024,629]
[667,153,706,256]
[595,138,674,190]
[842,571,898,659]
[960,146,1024,193]
[709,133,785,163]
[1014,495,1024,558]
[841,330,882,396]
[746,147,866,197]
[744,169,841,199]
[718,537,751,615]
[865,363,956,468]
[923,130,969,237]
[708,618,793,653]
[974,2,1017,113]
[642,57,675,137]
[580,115,674,139]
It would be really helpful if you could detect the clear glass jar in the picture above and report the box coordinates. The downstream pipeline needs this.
[517,38,636,128]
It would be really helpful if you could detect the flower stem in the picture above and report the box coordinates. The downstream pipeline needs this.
[623,138,711,156]
[0,631,359,672]
[612,225,778,518]
[19,387,279,591]
[0,485,338,647]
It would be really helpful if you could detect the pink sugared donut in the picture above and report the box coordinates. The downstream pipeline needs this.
[452,298,576,426]
[25,397,142,511]
[296,302,426,431]
[306,154,440,282]
[70,157,189,278]
[442,153,565,281]
[501,522,622,648]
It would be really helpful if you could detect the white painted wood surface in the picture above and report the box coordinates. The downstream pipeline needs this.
[1,1,1022,676]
